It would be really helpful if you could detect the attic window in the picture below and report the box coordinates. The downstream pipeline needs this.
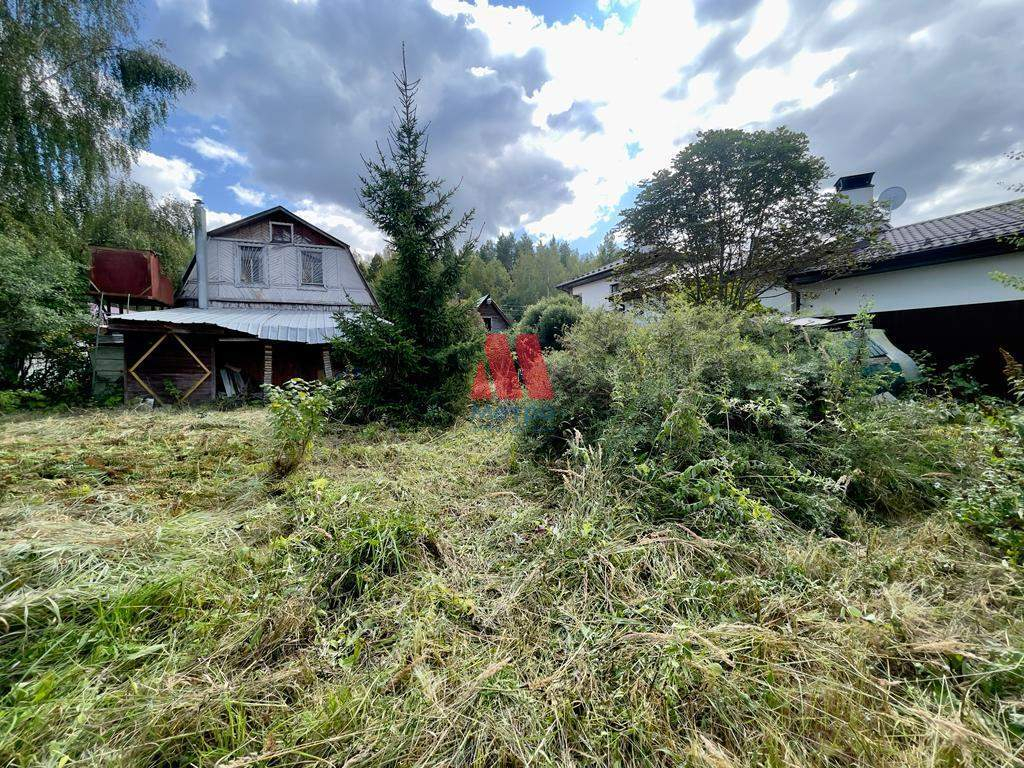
[301,250,324,286]
[270,222,293,243]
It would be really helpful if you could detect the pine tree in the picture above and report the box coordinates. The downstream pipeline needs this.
[334,47,482,424]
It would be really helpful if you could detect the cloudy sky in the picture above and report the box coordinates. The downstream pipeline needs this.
[135,0,1024,256]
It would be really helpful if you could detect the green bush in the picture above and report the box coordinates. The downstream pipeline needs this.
[517,293,581,340]
[953,407,1024,562]
[523,296,1016,535]
[264,378,337,477]
[0,389,48,413]
[536,301,582,349]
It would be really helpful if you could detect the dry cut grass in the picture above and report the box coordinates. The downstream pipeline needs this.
[0,407,1021,767]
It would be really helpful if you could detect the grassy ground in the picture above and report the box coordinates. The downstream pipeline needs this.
[1,408,1022,766]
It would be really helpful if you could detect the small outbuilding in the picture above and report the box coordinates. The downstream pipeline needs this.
[476,294,511,331]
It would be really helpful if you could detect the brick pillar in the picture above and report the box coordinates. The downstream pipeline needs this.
[263,343,273,387]
[322,347,333,379]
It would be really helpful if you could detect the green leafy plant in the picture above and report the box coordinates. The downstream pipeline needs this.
[517,293,583,350]
[264,378,337,477]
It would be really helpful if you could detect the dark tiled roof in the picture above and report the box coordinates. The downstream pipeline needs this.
[879,198,1024,257]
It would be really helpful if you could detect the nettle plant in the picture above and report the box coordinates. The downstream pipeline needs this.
[264,378,338,477]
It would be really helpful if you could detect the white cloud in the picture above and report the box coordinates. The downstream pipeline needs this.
[469,65,496,77]
[907,148,1024,221]
[736,0,790,59]
[131,150,200,201]
[187,136,248,166]
[228,183,267,207]
[432,0,849,241]
[293,199,387,255]
[206,209,243,229]
[830,0,857,21]
[156,0,210,28]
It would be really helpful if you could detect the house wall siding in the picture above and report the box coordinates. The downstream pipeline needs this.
[181,236,374,307]
[796,251,1024,316]
[570,278,614,309]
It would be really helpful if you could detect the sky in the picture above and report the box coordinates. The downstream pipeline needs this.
[134,0,1024,258]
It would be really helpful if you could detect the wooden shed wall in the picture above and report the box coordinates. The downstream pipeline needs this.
[124,331,215,404]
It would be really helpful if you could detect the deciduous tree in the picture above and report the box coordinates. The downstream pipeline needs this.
[618,128,885,309]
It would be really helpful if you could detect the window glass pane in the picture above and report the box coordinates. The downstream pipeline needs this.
[301,250,323,285]
[240,245,264,284]
[271,223,292,243]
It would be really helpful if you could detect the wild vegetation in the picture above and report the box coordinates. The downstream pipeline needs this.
[0,0,192,400]
[2,298,1022,766]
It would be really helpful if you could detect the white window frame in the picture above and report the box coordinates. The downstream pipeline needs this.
[299,248,325,287]
[270,221,293,244]
[237,243,268,286]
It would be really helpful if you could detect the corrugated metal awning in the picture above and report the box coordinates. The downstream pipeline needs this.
[114,307,360,344]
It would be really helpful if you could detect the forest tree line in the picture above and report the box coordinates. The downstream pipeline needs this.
[362,230,621,319]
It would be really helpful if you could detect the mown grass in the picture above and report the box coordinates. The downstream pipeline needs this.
[1,407,1022,766]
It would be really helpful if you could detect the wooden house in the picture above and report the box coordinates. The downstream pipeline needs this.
[107,202,377,404]
[475,294,511,331]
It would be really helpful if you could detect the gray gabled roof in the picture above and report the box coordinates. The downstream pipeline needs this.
[113,307,362,344]
[879,198,1024,256]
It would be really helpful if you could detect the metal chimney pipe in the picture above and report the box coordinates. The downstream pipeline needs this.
[193,199,208,309]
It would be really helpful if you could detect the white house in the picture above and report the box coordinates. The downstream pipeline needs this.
[557,175,1024,384]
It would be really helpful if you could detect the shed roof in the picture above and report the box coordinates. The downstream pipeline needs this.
[113,307,360,344]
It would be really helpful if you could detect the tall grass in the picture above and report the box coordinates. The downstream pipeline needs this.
[0,406,1021,766]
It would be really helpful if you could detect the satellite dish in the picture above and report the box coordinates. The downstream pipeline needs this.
[878,186,907,212]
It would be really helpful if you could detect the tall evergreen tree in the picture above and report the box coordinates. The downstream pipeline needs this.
[333,47,481,424]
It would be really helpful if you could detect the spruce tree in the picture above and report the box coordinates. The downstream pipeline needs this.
[334,47,481,424]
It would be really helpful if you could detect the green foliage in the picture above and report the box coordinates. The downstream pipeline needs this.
[505,237,579,313]
[593,230,621,266]
[0,212,91,393]
[618,127,887,308]
[356,50,479,425]
[264,378,337,477]
[1,408,1021,766]
[459,247,512,304]
[480,231,518,271]
[525,297,1013,535]
[954,408,1024,563]
[0,389,48,413]
[82,180,193,284]
[517,293,582,349]
[537,303,582,350]
[0,0,192,215]
[332,309,483,426]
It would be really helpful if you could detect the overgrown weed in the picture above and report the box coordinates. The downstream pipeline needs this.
[0,402,1021,766]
